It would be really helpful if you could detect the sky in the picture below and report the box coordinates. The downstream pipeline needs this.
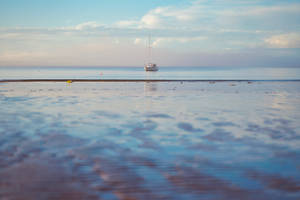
[0,0,300,67]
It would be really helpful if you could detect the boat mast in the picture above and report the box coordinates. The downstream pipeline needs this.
[148,34,152,64]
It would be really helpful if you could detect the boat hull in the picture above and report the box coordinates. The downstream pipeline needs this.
[144,63,158,71]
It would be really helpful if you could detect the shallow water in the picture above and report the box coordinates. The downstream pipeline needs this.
[1,66,300,80]
[0,81,300,199]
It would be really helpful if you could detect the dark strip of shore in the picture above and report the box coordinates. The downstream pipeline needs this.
[0,79,300,83]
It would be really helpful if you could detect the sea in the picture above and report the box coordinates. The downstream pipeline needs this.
[1,66,300,80]
[1,66,300,199]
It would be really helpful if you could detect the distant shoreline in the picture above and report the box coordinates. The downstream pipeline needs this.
[1,79,300,83]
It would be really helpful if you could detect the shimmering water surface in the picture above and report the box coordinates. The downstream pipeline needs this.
[0,81,300,199]
[1,66,300,80]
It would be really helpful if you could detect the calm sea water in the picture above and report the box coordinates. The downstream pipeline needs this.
[1,66,300,199]
[0,81,300,199]
[1,66,300,80]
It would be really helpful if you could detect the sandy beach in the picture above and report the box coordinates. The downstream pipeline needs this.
[0,81,299,199]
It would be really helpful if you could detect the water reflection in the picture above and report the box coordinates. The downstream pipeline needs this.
[144,82,158,93]
[0,81,300,199]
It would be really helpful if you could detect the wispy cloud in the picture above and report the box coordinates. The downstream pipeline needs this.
[116,0,300,49]
[265,33,300,48]
[151,36,207,47]
[73,21,101,30]
[2,1,299,45]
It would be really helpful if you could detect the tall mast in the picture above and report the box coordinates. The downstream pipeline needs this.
[148,34,152,64]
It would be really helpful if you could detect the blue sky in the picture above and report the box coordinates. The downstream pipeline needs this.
[0,0,182,27]
[0,0,299,67]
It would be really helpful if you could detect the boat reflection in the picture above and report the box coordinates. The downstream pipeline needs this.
[144,82,158,93]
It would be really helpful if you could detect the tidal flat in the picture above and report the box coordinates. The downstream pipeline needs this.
[0,81,300,200]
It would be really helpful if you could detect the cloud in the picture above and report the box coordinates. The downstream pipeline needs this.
[264,33,300,48]
[139,5,198,29]
[112,0,300,50]
[0,51,48,60]
[133,36,207,48]
[115,20,139,28]
[0,51,49,66]
[134,38,143,45]
[220,4,300,31]
[114,1,299,33]
[140,13,162,29]
[74,21,101,30]
[152,36,207,47]
[2,1,300,46]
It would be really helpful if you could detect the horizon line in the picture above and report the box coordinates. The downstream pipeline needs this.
[0,65,300,68]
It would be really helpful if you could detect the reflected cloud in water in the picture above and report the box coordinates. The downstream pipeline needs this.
[144,82,158,93]
[0,81,300,199]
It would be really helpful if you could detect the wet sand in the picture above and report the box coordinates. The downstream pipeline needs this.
[0,81,300,200]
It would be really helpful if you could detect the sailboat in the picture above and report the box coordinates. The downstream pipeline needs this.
[144,34,158,72]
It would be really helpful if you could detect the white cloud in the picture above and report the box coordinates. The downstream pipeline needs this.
[235,4,300,16]
[133,36,206,47]
[0,51,49,66]
[115,20,139,28]
[113,0,300,38]
[0,51,48,60]
[218,4,300,31]
[2,1,300,44]
[140,13,161,28]
[265,33,300,48]
[152,36,206,47]
[152,6,196,22]
[134,38,143,45]
[74,21,101,30]
[0,33,23,39]
[138,4,200,29]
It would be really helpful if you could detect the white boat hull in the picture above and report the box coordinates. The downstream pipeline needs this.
[145,63,158,71]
